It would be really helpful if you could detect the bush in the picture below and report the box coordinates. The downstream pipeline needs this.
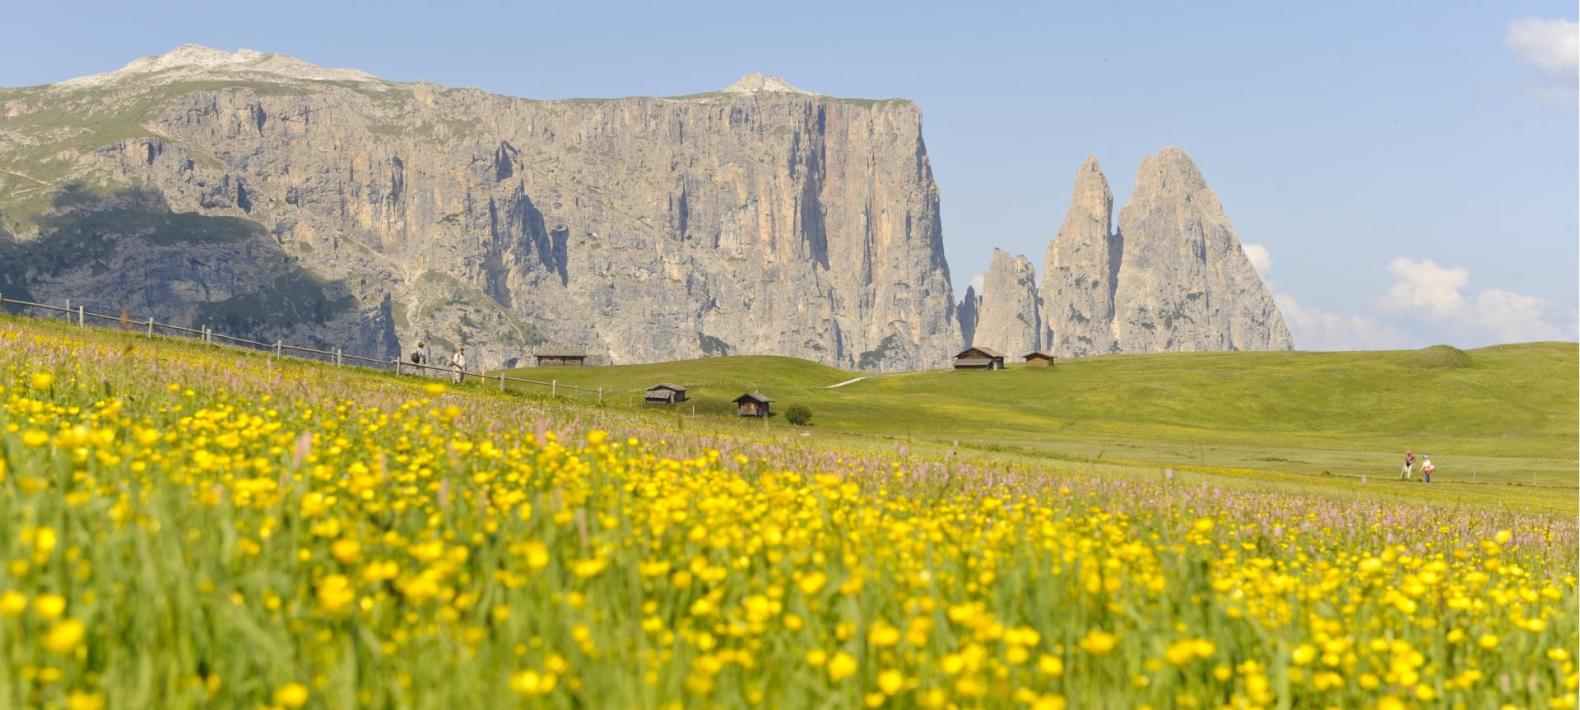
[785,404,813,426]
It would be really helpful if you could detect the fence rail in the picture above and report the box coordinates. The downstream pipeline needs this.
[0,294,602,402]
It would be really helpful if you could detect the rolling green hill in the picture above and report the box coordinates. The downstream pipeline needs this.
[499,344,1578,513]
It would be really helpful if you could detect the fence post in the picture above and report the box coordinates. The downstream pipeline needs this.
[77,306,84,327]
[552,380,557,397]
[335,348,342,366]
[598,387,603,403]
[499,373,505,391]
[64,298,70,322]
[274,341,282,359]
[147,317,154,337]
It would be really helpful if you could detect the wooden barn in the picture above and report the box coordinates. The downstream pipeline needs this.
[1022,351,1056,367]
[733,392,772,417]
[534,347,588,367]
[953,346,1005,370]
[644,384,687,405]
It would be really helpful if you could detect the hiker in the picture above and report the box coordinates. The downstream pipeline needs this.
[1421,454,1434,484]
[1400,450,1414,480]
[450,346,467,384]
[408,341,428,375]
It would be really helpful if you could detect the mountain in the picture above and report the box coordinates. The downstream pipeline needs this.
[0,46,959,370]
[1111,148,1291,352]
[1041,156,1117,357]
[970,248,1041,357]
[973,149,1291,358]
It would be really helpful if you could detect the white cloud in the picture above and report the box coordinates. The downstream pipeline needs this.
[1275,293,1409,351]
[1260,246,1574,350]
[1241,243,1272,279]
[1507,17,1579,108]
[1473,289,1570,342]
[1381,257,1469,319]
[1377,256,1574,344]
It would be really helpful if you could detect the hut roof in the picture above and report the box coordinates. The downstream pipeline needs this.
[1022,351,1055,360]
[733,392,772,404]
[645,383,687,393]
[954,346,1004,359]
[954,357,996,368]
[534,347,587,358]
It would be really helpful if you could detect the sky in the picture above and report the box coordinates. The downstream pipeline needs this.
[1,0,1575,350]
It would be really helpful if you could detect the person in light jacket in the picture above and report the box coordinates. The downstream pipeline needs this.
[1399,450,1414,480]
[450,347,467,384]
[1420,455,1434,484]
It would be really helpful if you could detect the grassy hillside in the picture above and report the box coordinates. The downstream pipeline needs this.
[500,344,1578,514]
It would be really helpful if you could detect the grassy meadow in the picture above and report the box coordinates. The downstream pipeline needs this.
[501,343,1578,517]
[0,315,1574,708]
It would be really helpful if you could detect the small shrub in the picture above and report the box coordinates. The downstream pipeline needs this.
[785,404,813,426]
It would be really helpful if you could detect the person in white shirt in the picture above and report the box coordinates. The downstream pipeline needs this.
[450,347,467,384]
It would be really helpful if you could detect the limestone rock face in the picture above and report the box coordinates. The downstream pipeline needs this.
[971,248,1040,357]
[0,47,960,370]
[1111,148,1292,352]
[1041,156,1117,357]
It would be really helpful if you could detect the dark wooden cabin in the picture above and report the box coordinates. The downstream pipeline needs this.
[534,348,588,367]
[953,346,1005,370]
[1022,351,1056,367]
[733,392,772,417]
[644,384,688,405]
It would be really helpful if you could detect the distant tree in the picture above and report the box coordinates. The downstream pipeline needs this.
[785,404,813,426]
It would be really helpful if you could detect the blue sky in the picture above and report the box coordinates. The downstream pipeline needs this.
[2,0,1575,349]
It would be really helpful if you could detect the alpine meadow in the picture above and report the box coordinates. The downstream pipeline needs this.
[0,7,1576,709]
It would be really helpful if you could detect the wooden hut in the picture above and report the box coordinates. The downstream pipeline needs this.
[534,347,588,367]
[733,392,772,417]
[644,384,688,405]
[1022,351,1056,367]
[952,346,1005,370]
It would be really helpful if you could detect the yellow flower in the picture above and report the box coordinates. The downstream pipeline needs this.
[827,651,858,682]
[30,372,54,390]
[868,620,901,647]
[274,683,309,708]
[1038,654,1064,677]
[586,430,608,445]
[1478,634,1499,649]
[317,574,355,614]
[423,383,446,396]
[798,571,828,596]
[35,593,66,619]
[1079,630,1118,655]
[21,429,50,448]
[0,591,26,617]
[877,669,905,695]
[331,539,361,564]
[65,691,104,710]
[43,619,85,653]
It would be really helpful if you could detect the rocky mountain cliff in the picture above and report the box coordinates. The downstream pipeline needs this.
[1041,156,1117,357]
[1111,149,1291,352]
[0,46,959,370]
[970,248,1041,357]
[961,149,1291,357]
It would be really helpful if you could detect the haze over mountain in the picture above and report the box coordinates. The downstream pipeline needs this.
[0,45,1290,369]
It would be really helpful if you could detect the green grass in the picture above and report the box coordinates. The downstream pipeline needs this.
[498,344,1579,516]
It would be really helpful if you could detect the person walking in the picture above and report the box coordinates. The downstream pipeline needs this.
[1421,454,1434,484]
[1400,450,1415,480]
[409,340,428,375]
[450,346,467,384]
